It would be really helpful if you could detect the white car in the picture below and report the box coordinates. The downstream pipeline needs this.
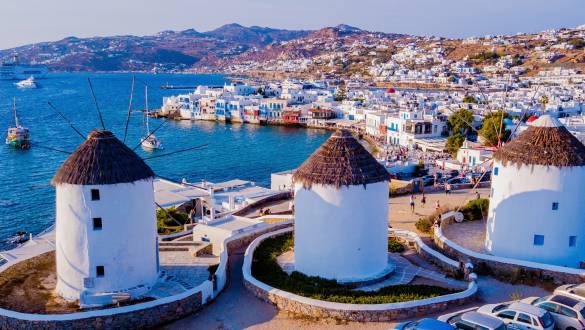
[477,302,555,330]
[555,284,585,303]
[438,309,506,330]
[523,295,585,330]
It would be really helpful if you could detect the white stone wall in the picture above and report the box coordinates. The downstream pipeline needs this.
[486,161,585,268]
[55,180,158,300]
[294,181,388,281]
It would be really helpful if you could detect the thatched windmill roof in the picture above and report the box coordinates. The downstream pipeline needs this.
[52,129,155,185]
[293,130,391,188]
[494,115,585,167]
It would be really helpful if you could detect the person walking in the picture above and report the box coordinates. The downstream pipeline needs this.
[435,200,441,211]
[409,194,416,213]
[421,193,426,207]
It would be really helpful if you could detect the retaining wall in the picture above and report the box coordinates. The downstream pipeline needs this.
[243,228,478,322]
[434,223,585,285]
[0,222,292,329]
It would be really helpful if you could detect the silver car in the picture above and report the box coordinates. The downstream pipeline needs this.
[477,302,555,330]
[439,310,506,330]
[523,295,585,330]
[555,284,585,303]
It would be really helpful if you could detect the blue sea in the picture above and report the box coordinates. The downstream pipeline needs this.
[0,73,330,248]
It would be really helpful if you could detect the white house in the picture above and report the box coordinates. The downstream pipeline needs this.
[292,130,392,282]
[386,110,447,147]
[52,130,158,306]
[485,115,585,268]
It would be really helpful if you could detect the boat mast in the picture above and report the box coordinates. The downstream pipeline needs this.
[145,86,150,134]
[13,97,19,127]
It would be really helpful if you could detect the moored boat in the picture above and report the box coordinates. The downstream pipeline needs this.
[5,98,31,149]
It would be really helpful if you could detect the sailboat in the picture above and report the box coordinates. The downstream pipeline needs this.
[5,98,31,149]
[140,86,163,150]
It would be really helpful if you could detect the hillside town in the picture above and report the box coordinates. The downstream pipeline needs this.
[3,16,585,330]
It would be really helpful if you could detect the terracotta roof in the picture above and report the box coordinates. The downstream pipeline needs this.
[52,130,155,185]
[293,130,391,188]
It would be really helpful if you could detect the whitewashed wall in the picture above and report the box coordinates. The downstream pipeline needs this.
[486,161,585,268]
[55,180,158,301]
[294,181,389,281]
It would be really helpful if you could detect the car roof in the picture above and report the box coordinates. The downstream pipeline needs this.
[509,302,546,316]
[461,312,504,328]
[416,318,454,330]
[550,294,584,309]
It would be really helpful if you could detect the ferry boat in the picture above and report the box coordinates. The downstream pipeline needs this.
[5,98,31,149]
[141,86,163,150]
[15,76,38,89]
[0,55,48,80]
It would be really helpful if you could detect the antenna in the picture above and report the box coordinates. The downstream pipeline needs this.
[131,119,168,151]
[142,144,208,160]
[48,101,86,140]
[87,78,106,130]
[123,76,135,143]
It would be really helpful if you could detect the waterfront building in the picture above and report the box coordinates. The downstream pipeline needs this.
[486,115,585,268]
[52,130,158,306]
[292,130,391,281]
[386,109,447,147]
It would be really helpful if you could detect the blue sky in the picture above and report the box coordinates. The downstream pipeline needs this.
[1,0,584,49]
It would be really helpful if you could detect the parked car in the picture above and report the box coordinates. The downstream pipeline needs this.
[447,177,471,185]
[466,171,491,183]
[438,310,506,330]
[523,295,585,330]
[555,284,585,302]
[447,170,460,178]
[393,318,455,330]
[477,302,555,330]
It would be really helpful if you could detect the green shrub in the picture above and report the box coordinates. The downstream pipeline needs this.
[388,237,405,253]
[415,217,433,234]
[156,207,189,234]
[461,198,489,221]
[251,233,458,304]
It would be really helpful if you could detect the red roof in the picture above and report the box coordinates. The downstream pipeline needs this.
[386,87,395,94]
[527,115,539,123]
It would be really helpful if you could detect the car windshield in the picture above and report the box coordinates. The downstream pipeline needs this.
[539,312,554,328]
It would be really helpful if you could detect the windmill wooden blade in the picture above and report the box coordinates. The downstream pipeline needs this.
[123,76,135,143]
[87,77,106,130]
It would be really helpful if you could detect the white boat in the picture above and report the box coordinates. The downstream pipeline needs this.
[15,76,38,89]
[1,55,48,80]
[141,86,163,150]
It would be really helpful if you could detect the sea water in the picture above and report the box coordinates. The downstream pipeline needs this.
[0,73,330,247]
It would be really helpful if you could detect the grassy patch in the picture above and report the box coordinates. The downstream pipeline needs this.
[156,207,189,234]
[252,233,458,304]
[461,198,489,221]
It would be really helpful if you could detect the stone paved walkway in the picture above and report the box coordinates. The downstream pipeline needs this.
[442,220,487,253]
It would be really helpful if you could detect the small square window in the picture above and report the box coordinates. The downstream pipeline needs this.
[91,189,100,201]
[534,234,545,246]
[493,167,499,176]
[570,236,577,247]
[96,266,105,277]
[93,218,102,230]
[552,202,559,211]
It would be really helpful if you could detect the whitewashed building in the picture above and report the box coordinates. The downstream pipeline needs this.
[52,130,158,306]
[292,130,392,282]
[486,115,585,268]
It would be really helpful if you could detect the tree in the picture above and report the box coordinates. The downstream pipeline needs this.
[448,109,474,136]
[334,82,347,102]
[539,95,549,109]
[463,95,478,104]
[479,111,511,147]
[446,133,465,156]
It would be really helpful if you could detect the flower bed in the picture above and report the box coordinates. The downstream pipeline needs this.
[252,233,457,304]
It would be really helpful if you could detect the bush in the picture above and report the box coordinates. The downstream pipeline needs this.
[416,206,454,233]
[156,207,189,234]
[252,233,458,304]
[388,237,405,253]
[461,198,489,221]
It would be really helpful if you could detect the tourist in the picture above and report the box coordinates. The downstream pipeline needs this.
[476,191,481,200]
[421,193,426,207]
[445,183,451,195]
[188,208,196,224]
[409,194,415,213]
[435,200,441,211]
